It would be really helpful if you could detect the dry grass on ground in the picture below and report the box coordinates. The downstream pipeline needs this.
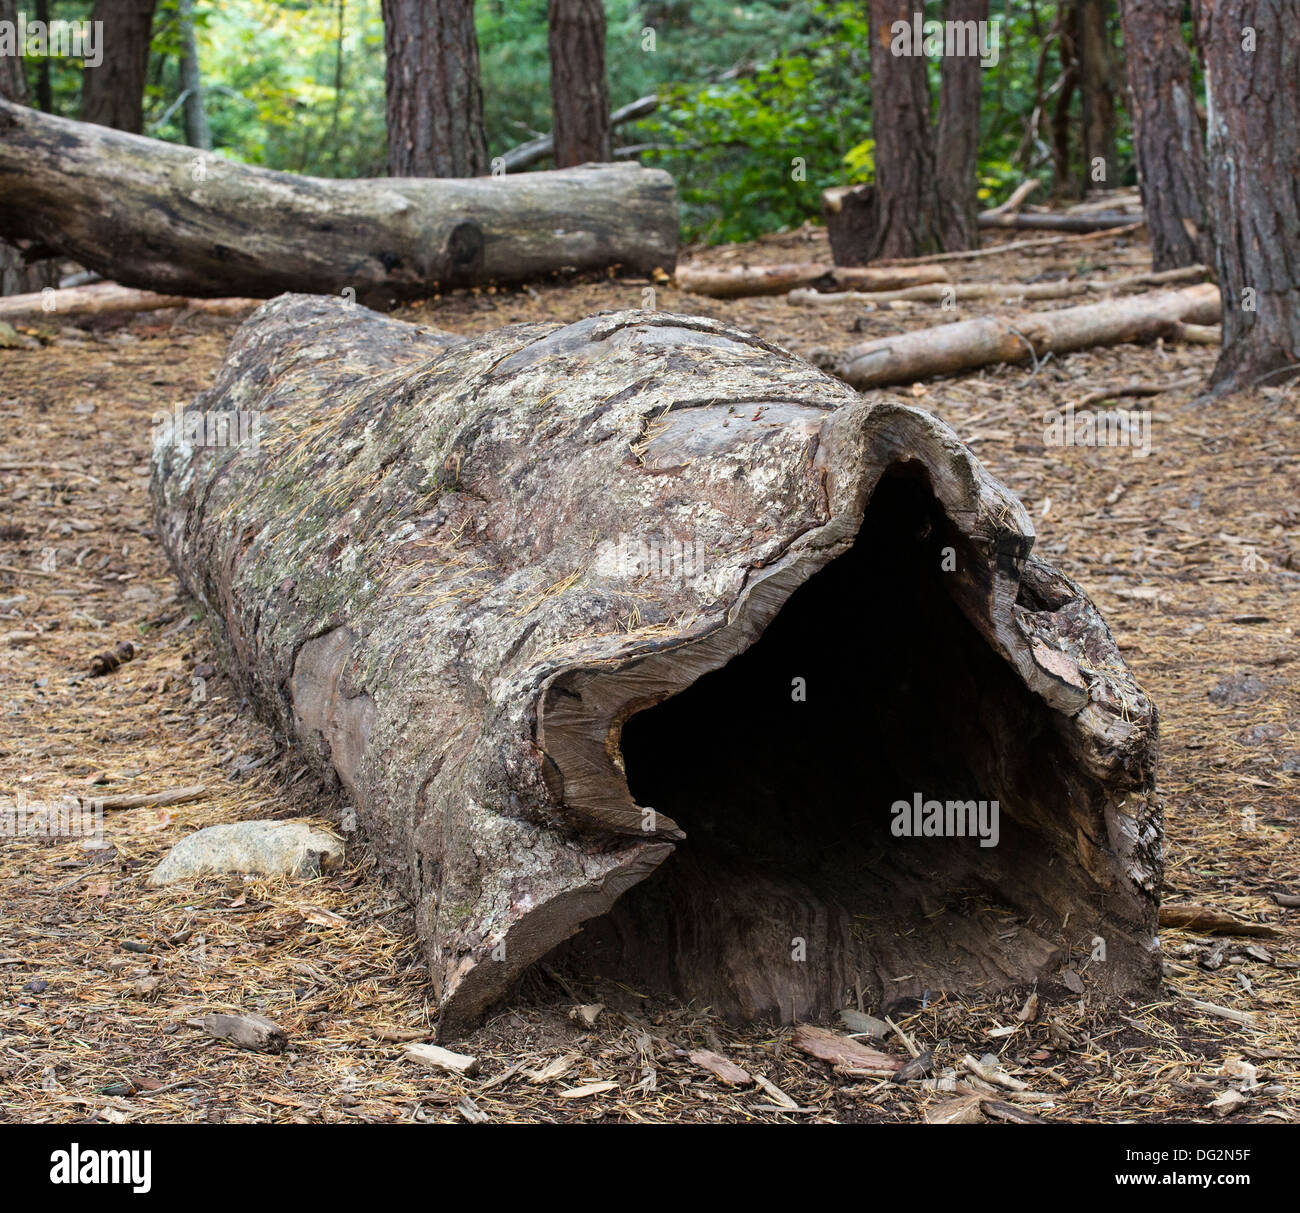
[0,226,1297,1123]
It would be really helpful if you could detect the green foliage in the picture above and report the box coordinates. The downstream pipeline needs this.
[20,0,1151,245]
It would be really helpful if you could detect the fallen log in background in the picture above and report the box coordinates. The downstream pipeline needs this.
[818,283,1221,389]
[0,98,677,302]
[153,296,1162,1038]
[0,281,262,323]
[788,265,1207,308]
[674,261,948,298]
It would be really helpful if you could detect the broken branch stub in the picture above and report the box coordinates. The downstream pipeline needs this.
[152,296,1162,1039]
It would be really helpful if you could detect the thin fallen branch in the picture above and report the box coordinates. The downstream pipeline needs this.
[1160,903,1282,938]
[675,261,948,298]
[817,283,1221,389]
[0,282,262,323]
[500,94,659,171]
[789,265,1206,307]
[979,209,1143,232]
[984,178,1042,216]
[870,222,1144,267]
[88,784,207,811]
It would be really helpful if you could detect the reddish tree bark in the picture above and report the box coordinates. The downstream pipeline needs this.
[1119,0,1210,270]
[868,0,944,258]
[79,0,157,134]
[1077,0,1118,191]
[382,0,488,177]
[1198,0,1300,391]
[935,0,989,250]
[547,0,611,167]
[0,0,58,296]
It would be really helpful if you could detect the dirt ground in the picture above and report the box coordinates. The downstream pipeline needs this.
[1,226,1297,1123]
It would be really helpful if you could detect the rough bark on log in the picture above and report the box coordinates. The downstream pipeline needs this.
[152,296,1162,1038]
[675,262,949,299]
[0,99,678,301]
[819,283,1221,389]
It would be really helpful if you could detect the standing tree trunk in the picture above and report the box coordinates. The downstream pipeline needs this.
[382,0,488,177]
[935,0,989,250]
[1077,0,1117,191]
[1198,0,1300,391]
[868,0,944,258]
[178,0,212,151]
[0,0,58,296]
[80,0,158,134]
[1051,8,1080,191]
[1119,0,1209,270]
[547,0,611,167]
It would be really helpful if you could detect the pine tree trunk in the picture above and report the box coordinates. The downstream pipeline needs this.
[1119,0,1209,271]
[152,296,1162,1037]
[382,0,488,177]
[935,0,989,251]
[1078,0,1118,191]
[547,0,611,167]
[0,0,58,296]
[178,0,212,151]
[868,0,944,258]
[1198,0,1300,391]
[79,0,157,134]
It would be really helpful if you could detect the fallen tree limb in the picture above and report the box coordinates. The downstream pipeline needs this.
[984,178,1042,216]
[500,94,659,172]
[871,222,1145,268]
[979,209,1144,232]
[0,98,678,301]
[789,265,1206,307]
[153,295,1162,1038]
[675,261,949,298]
[0,281,262,323]
[818,283,1221,389]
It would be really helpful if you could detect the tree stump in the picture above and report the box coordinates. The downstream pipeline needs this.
[152,296,1163,1038]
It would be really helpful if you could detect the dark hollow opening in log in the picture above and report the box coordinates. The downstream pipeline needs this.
[552,466,1089,1021]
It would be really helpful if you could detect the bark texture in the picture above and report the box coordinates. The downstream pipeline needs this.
[935,0,989,251]
[1198,0,1300,391]
[1078,0,1118,190]
[0,98,677,299]
[178,0,213,151]
[869,0,943,258]
[79,0,157,134]
[383,0,488,177]
[153,295,1162,1037]
[1118,0,1209,271]
[547,0,611,167]
[0,0,58,296]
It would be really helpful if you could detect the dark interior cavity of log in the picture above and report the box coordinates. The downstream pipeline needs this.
[548,466,1142,1020]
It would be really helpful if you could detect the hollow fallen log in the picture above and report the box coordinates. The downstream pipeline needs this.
[818,283,1221,389]
[0,98,678,302]
[152,295,1162,1038]
[675,262,949,299]
[0,281,262,323]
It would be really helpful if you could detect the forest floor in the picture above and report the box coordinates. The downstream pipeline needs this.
[1,225,1297,1124]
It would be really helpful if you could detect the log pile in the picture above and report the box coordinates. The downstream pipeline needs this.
[152,296,1162,1038]
[0,98,678,302]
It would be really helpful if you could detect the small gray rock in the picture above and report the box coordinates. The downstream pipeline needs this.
[147,820,343,886]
